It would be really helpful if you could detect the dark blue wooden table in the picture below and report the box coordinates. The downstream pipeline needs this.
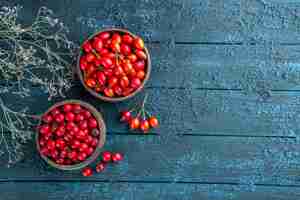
[2,0,300,199]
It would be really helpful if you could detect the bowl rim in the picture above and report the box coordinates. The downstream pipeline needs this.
[76,28,151,102]
[36,99,106,170]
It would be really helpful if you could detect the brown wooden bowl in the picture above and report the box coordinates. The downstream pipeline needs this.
[76,28,151,102]
[36,100,106,170]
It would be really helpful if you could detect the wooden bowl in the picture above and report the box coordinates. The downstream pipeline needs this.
[36,100,106,170]
[76,28,151,102]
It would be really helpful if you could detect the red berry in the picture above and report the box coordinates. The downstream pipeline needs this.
[129,118,140,129]
[80,56,88,70]
[56,158,64,164]
[54,113,65,123]
[130,77,141,89]
[68,151,77,160]
[55,126,65,137]
[93,38,103,52]
[135,49,147,60]
[42,115,53,123]
[136,70,145,79]
[113,85,123,96]
[88,118,98,128]
[101,57,113,68]
[60,150,68,158]
[65,112,75,121]
[122,87,134,96]
[120,111,131,122]
[108,76,118,87]
[56,139,66,149]
[103,69,114,77]
[98,32,110,40]
[78,152,87,161]
[122,61,133,74]
[95,162,106,173]
[119,76,130,88]
[71,140,81,149]
[72,125,80,133]
[140,120,150,133]
[73,104,82,112]
[82,167,93,177]
[85,78,96,88]
[149,116,159,128]
[79,120,88,130]
[133,37,144,50]
[134,60,145,71]
[112,33,122,43]
[39,124,51,134]
[112,152,123,162]
[86,53,96,62]
[79,143,89,152]
[51,149,59,159]
[76,130,88,140]
[110,41,120,53]
[39,139,46,147]
[122,34,133,44]
[99,48,109,56]
[82,41,93,53]
[63,104,73,112]
[51,108,60,116]
[120,44,131,55]
[113,66,125,77]
[127,54,138,63]
[66,122,76,131]
[40,147,49,156]
[102,151,112,162]
[47,140,56,150]
[91,138,98,147]
[75,114,85,122]
[83,111,92,119]
[86,147,94,155]
[96,71,106,85]
[103,87,114,97]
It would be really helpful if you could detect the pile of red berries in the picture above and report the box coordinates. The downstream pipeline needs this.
[120,95,159,133]
[79,30,148,98]
[81,151,123,177]
[38,103,101,165]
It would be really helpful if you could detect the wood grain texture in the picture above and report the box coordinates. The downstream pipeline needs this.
[1,182,300,200]
[5,0,300,44]
[3,87,300,137]
[1,135,300,188]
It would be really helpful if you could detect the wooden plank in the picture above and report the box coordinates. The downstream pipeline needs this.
[6,0,300,43]
[3,87,300,136]
[1,135,300,188]
[1,182,300,200]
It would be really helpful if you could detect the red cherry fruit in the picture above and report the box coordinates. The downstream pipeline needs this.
[79,143,89,152]
[88,118,98,128]
[71,140,81,149]
[130,78,142,89]
[56,139,66,149]
[112,152,123,162]
[120,111,131,122]
[82,167,93,177]
[104,52,116,59]
[65,112,75,121]
[51,150,59,159]
[91,138,98,147]
[66,122,76,131]
[113,85,123,96]
[103,87,114,97]
[68,151,77,160]
[94,58,102,68]
[113,66,125,77]
[60,150,68,158]
[55,125,65,137]
[108,76,118,87]
[133,37,144,50]
[134,60,145,71]
[120,44,131,55]
[51,108,60,116]
[101,57,113,68]
[122,34,133,44]
[40,147,49,156]
[85,78,96,88]
[98,32,110,40]
[54,113,65,123]
[78,152,87,161]
[96,71,106,85]
[102,151,112,162]
[136,70,145,79]
[63,104,73,112]
[112,33,122,43]
[149,116,159,128]
[110,41,120,53]
[39,139,46,147]
[73,104,82,112]
[95,162,106,173]
[103,69,113,77]
[119,76,130,89]
[86,53,96,62]
[86,147,94,155]
[99,48,109,56]
[122,87,134,96]
[77,130,88,140]
[140,120,150,133]
[127,54,138,63]
[93,38,103,52]
[39,124,51,134]
[80,56,88,70]
[122,61,133,74]
[135,49,147,60]
[82,41,93,53]
[46,140,56,150]
[42,114,53,123]
[130,117,140,129]
[79,120,88,130]
[75,114,85,122]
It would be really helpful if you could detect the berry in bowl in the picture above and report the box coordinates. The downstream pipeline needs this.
[77,28,151,102]
[37,100,106,170]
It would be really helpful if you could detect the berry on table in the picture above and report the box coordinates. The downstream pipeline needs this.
[82,167,93,177]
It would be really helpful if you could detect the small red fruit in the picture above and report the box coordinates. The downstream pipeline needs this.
[68,151,77,160]
[91,138,98,147]
[129,117,140,129]
[99,48,109,56]
[113,85,123,96]
[108,76,118,87]
[86,53,96,62]
[80,56,88,70]
[75,114,85,122]
[103,87,114,97]
[85,78,96,88]
[134,60,145,70]
[140,120,150,133]
[96,71,106,85]
[51,108,60,116]
[56,139,66,149]
[63,104,73,112]
[88,118,98,128]
[95,162,106,173]
[98,32,110,40]
[46,140,56,150]
[54,113,65,123]
[119,76,130,89]
[133,37,144,50]
[78,152,87,161]
[102,151,112,162]
[112,152,123,162]
[135,49,147,60]
[120,111,131,122]
[39,124,51,134]
[110,41,120,53]
[82,41,93,53]
[130,77,142,89]
[93,38,103,52]
[65,112,75,121]
[122,34,133,44]
[113,66,125,77]
[42,114,53,123]
[120,44,131,55]
[86,147,94,155]
[112,33,122,43]
[149,116,159,128]
[136,70,145,79]
[83,110,92,119]
[101,57,113,68]
[82,167,93,177]
[127,54,138,63]
[79,120,88,130]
